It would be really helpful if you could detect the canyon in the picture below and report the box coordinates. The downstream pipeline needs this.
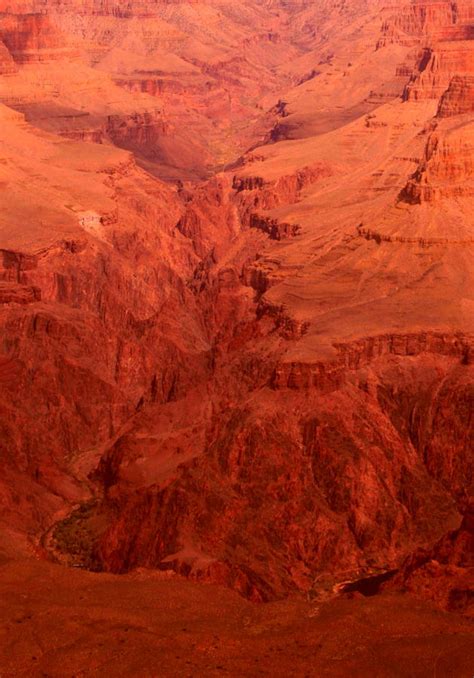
[0,0,473,675]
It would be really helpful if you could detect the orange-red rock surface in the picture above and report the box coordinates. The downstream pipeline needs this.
[1,558,474,677]
[0,0,473,674]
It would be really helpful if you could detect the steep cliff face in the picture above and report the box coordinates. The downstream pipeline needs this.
[401,118,474,201]
[438,73,474,115]
[0,11,77,62]
[404,43,474,102]
[91,353,469,601]
[0,105,213,554]
[380,0,474,43]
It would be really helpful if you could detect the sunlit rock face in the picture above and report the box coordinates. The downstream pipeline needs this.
[0,3,472,670]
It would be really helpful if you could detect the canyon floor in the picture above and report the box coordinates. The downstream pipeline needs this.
[0,0,473,675]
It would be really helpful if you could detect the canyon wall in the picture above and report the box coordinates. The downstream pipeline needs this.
[0,0,472,614]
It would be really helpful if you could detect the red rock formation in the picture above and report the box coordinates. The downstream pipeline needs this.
[438,74,474,116]
[0,4,472,671]
[380,0,474,43]
[0,11,77,62]
[401,118,474,202]
[404,43,474,102]
[389,500,473,615]
[0,37,16,72]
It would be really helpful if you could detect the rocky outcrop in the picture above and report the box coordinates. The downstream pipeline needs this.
[234,164,332,226]
[81,349,468,600]
[0,38,16,72]
[0,12,77,62]
[404,43,474,102]
[388,500,473,615]
[438,74,474,117]
[114,75,205,97]
[271,332,474,390]
[105,109,170,152]
[379,0,474,45]
[250,214,301,240]
[400,119,474,202]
